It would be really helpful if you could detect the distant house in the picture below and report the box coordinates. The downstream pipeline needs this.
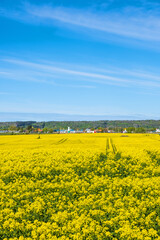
[60,130,65,134]
[60,130,68,134]
[68,127,71,133]
[95,129,103,133]
[75,130,84,133]
[123,129,127,133]
[70,129,75,133]
[85,128,94,133]
[156,129,160,133]
[38,128,43,132]
[0,130,8,133]
[85,128,91,133]
[53,129,60,133]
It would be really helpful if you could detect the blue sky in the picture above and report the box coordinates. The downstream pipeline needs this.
[0,0,160,120]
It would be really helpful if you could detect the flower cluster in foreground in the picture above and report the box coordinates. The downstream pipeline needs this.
[0,134,160,239]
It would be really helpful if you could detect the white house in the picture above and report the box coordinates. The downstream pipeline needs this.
[123,129,127,133]
[85,128,94,133]
[68,127,71,132]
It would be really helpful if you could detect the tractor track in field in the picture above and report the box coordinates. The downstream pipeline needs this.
[55,138,68,145]
[106,138,117,154]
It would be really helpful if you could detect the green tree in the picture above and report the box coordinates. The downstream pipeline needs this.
[26,125,33,133]
[43,128,48,133]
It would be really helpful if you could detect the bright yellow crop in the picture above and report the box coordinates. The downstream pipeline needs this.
[0,133,160,239]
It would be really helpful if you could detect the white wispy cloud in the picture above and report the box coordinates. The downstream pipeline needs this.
[1,2,160,42]
[2,58,160,89]
[0,61,96,89]
[28,5,160,41]
[4,58,131,84]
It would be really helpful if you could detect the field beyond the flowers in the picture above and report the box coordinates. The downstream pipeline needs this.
[0,133,160,240]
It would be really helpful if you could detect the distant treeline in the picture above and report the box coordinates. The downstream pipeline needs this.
[0,120,160,131]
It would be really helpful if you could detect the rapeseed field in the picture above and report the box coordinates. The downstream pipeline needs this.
[0,134,160,240]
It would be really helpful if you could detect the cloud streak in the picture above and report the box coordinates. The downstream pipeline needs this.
[2,58,160,89]
[1,2,160,42]
[28,5,160,41]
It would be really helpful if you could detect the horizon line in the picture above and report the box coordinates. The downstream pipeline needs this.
[0,112,159,122]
